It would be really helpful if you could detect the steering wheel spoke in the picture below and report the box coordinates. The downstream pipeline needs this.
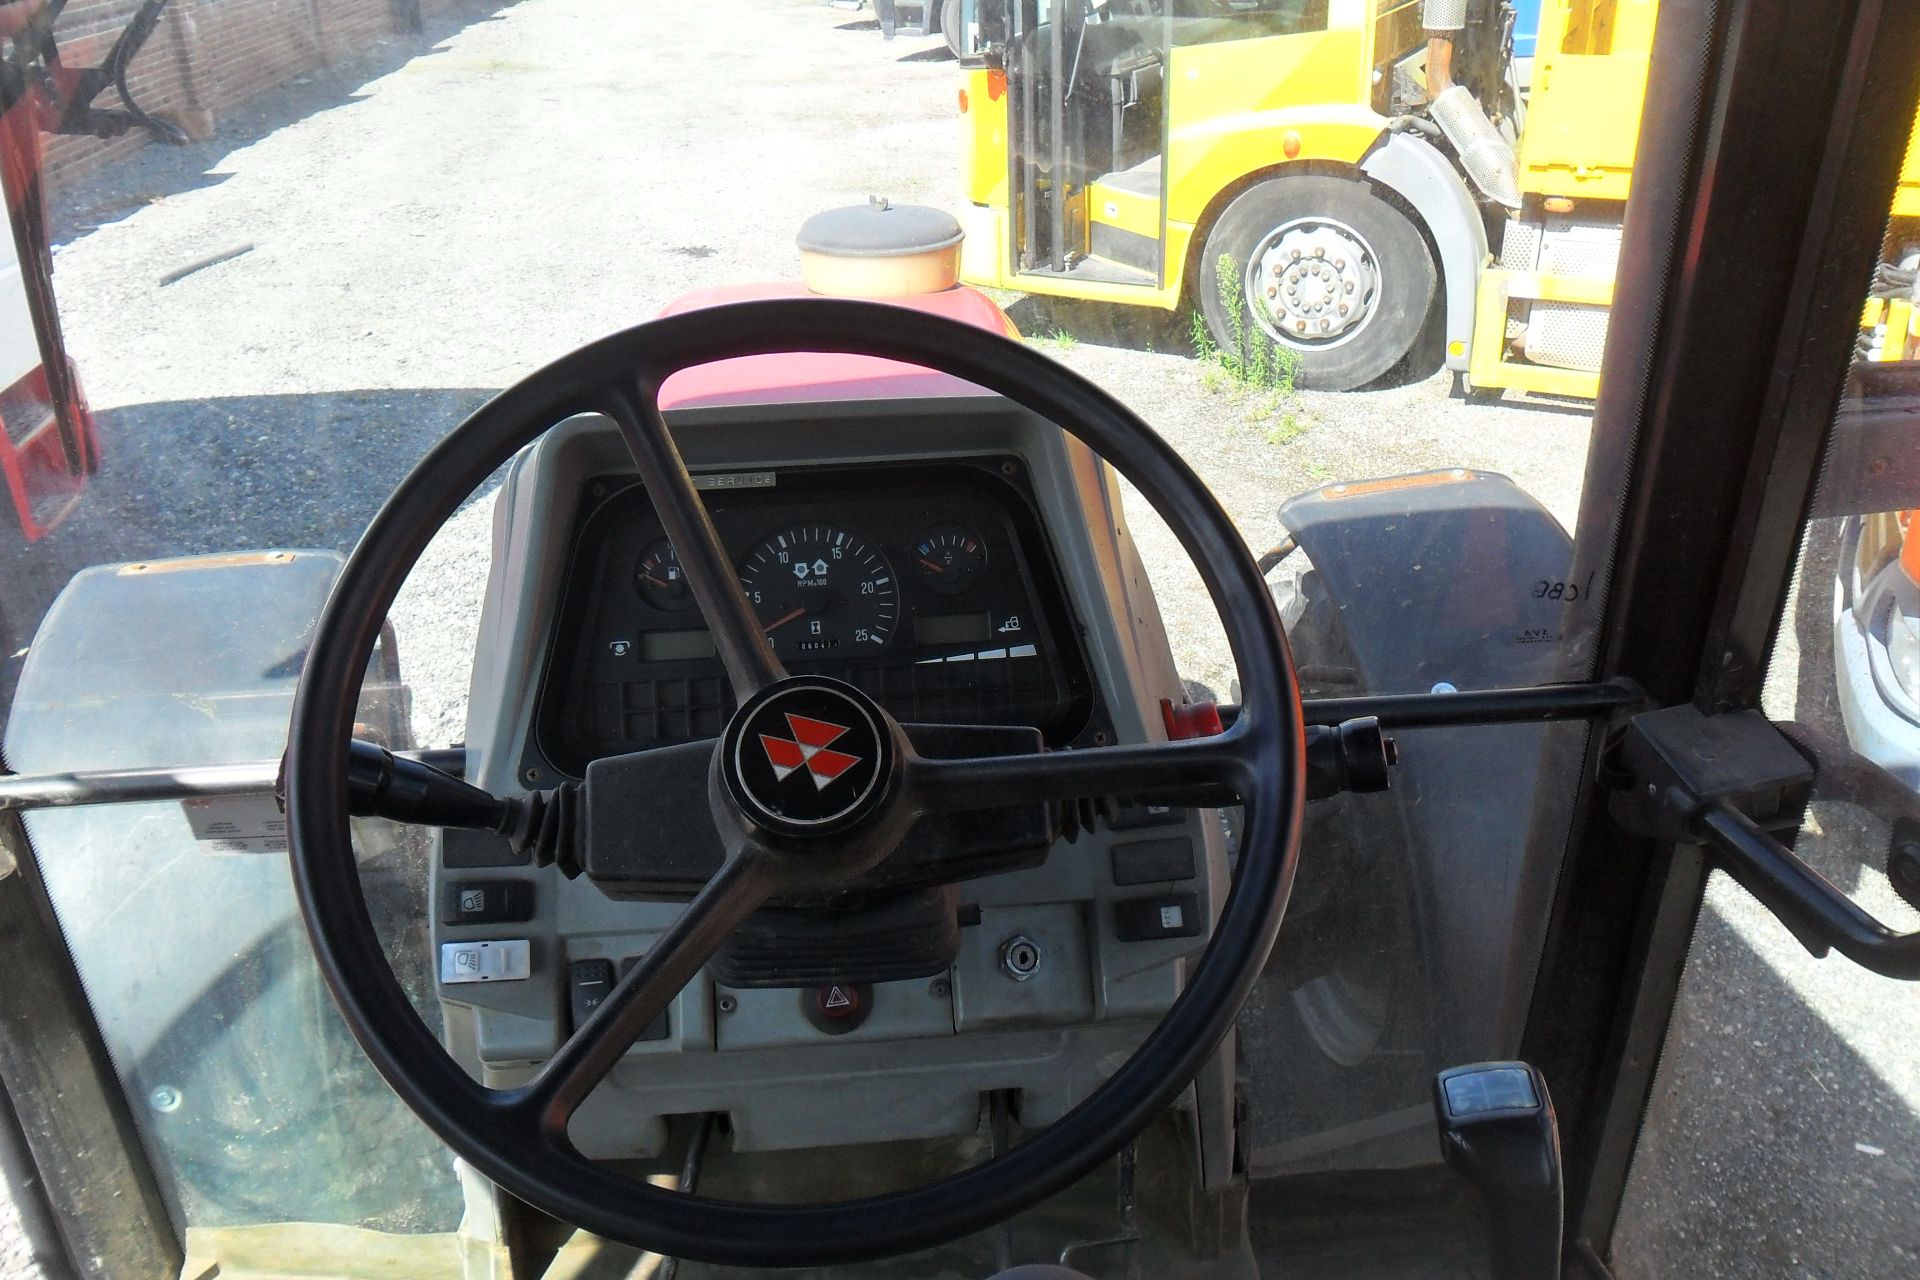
[510,847,777,1140]
[603,379,786,700]
[906,724,1256,815]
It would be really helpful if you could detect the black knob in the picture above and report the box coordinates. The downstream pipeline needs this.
[1304,716,1396,800]
[1432,1062,1563,1280]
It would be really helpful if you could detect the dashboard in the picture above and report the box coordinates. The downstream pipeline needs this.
[533,458,1097,777]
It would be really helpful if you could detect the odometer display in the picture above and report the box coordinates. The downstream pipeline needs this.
[739,524,896,657]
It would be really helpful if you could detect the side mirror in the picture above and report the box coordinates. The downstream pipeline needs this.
[954,0,1005,69]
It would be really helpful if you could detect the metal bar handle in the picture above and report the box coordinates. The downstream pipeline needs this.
[1695,799,1920,981]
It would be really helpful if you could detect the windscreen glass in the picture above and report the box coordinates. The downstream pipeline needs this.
[0,0,1764,1271]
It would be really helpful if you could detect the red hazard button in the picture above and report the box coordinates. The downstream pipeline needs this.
[802,981,873,1034]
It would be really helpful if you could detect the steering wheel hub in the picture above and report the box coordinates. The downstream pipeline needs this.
[720,675,896,838]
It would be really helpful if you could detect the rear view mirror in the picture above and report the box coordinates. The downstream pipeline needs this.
[953,0,1000,68]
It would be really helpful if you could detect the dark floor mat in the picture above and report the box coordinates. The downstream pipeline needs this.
[1248,1171,1490,1280]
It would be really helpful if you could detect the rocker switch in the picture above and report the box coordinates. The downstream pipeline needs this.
[439,939,530,984]
[1113,892,1203,942]
[568,958,617,1031]
[442,880,533,926]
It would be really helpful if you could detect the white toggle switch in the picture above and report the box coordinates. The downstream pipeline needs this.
[440,939,531,984]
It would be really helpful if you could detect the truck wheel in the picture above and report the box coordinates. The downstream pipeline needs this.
[941,0,963,58]
[1199,175,1437,392]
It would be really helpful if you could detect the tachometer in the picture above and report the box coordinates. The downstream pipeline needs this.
[739,525,896,657]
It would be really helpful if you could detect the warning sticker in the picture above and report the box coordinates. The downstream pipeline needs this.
[181,794,289,854]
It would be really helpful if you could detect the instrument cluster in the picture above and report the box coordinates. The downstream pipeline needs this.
[534,458,1094,776]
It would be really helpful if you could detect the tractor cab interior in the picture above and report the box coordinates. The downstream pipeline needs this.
[0,1,1918,1278]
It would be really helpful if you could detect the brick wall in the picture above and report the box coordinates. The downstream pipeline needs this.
[38,0,466,189]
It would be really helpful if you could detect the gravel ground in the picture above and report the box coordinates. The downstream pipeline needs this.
[0,1205,31,1280]
[0,0,1908,1275]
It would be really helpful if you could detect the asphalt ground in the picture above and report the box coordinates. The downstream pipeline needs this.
[0,1,1911,1274]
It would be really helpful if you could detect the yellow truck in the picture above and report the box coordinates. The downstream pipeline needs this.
[954,0,1919,394]
[1861,121,1920,364]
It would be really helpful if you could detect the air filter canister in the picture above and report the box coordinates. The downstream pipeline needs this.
[796,197,964,298]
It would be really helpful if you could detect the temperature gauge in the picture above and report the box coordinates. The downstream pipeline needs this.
[911,524,987,596]
[634,539,693,610]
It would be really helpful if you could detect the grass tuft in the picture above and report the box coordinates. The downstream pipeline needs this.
[1190,254,1308,437]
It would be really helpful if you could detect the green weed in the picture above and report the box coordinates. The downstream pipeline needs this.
[1190,253,1308,436]
[1264,412,1309,446]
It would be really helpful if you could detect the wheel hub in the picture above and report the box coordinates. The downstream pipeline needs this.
[1253,220,1380,348]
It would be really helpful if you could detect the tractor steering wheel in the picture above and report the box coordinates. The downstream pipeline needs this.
[285,299,1306,1267]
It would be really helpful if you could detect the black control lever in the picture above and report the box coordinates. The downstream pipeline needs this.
[1432,1062,1563,1280]
[1305,716,1396,800]
[1129,715,1396,810]
[1610,709,1920,980]
[333,740,582,876]
[1777,722,1920,915]
[343,738,510,831]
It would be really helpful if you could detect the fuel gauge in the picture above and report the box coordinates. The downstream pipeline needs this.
[634,539,693,610]
[911,524,987,595]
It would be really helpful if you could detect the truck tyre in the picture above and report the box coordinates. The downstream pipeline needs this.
[1199,174,1437,392]
[941,0,963,58]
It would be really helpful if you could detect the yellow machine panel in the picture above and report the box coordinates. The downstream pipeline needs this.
[1517,0,1658,202]
[961,67,1009,209]
[1468,269,1612,396]
[1086,174,1161,242]
[1164,30,1383,230]
[1894,108,1920,221]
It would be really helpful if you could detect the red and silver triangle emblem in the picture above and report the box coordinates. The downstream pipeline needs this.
[759,713,862,790]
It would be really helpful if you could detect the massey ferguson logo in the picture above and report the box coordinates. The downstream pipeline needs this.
[759,713,862,790]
